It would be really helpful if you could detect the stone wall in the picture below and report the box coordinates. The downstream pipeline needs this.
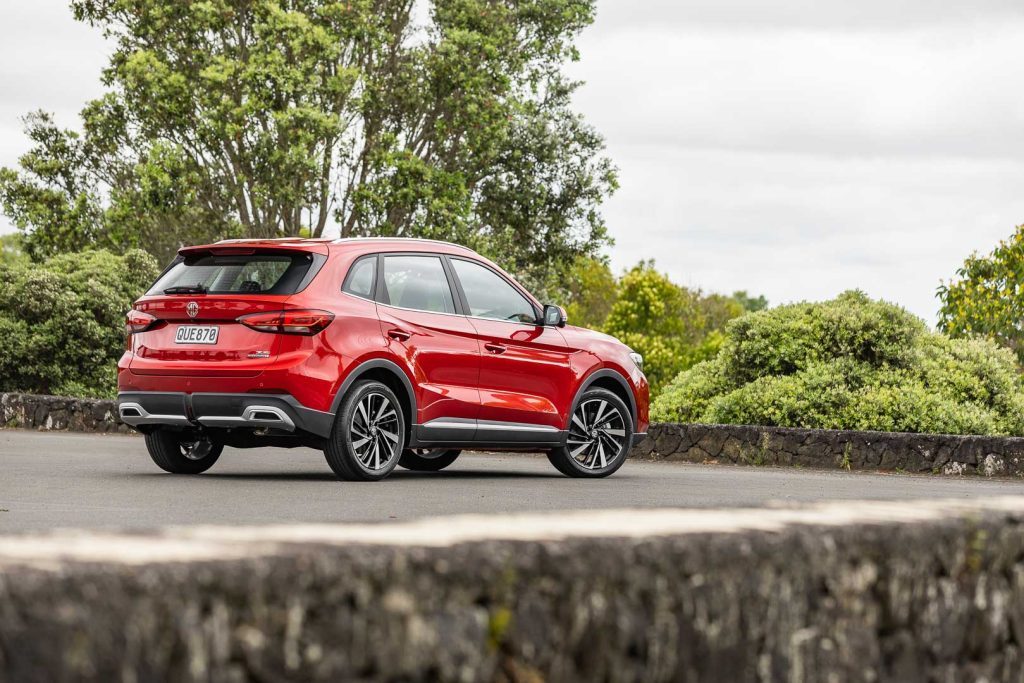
[4,498,1024,681]
[5,391,1024,478]
[631,422,1024,477]
[0,392,129,434]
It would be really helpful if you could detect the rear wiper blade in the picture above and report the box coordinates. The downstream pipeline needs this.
[163,285,207,295]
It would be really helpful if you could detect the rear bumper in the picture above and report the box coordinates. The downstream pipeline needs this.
[632,432,648,447]
[116,392,334,438]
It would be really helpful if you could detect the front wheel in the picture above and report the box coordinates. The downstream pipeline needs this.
[325,380,406,481]
[547,388,633,478]
[144,428,223,474]
[399,448,462,472]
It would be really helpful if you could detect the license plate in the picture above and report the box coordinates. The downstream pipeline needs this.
[175,325,219,345]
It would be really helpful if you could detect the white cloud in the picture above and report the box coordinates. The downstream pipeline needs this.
[591,0,1024,31]
[0,1,108,234]
[569,0,1024,322]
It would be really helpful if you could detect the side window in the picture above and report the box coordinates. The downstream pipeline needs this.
[342,255,376,299]
[451,259,537,324]
[381,255,456,314]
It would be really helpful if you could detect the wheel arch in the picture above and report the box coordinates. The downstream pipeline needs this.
[569,368,637,431]
[330,358,418,435]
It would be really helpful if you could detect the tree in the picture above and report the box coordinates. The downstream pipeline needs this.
[0,233,27,266]
[732,290,768,313]
[554,254,617,330]
[654,291,1024,436]
[1,0,615,272]
[598,262,769,394]
[937,225,1024,364]
[602,263,708,394]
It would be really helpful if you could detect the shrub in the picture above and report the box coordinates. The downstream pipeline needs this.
[602,263,751,394]
[0,249,159,398]
[652,290,1024,436]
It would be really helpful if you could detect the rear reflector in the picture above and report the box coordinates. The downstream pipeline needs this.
[237,309,335,335]
[126,309,157,334]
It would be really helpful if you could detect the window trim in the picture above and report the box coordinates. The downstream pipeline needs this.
[374,252,463,316]
[445,255,541,326]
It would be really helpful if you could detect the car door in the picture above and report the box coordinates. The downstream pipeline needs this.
[374,253,481,432]
[447,256,574,436]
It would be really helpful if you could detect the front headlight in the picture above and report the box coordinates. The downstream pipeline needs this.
[628,351,644,372]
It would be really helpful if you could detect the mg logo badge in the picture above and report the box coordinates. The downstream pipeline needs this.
[186,301,199,318]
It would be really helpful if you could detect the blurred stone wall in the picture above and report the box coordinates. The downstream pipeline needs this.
[2,500,1024,681]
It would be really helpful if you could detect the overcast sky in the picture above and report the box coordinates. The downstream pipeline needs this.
[3,1,1024,323]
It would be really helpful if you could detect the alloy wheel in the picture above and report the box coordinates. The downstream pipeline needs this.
[350,392,401,471]
[181,438,215,461]
[566,398,627,470]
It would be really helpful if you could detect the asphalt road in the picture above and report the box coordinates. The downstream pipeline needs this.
[2,430,1024,533]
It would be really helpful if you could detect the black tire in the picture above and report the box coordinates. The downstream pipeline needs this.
[399,448,462,472]
[144,429,223,474]
[547,388,633,478]
[325,380,406,481]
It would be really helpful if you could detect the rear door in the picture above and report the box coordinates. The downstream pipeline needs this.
[374,254,481,430]
[129,248,323,377]
[447,256,573,434]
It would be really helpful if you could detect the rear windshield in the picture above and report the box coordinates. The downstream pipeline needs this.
[147,252,319,296]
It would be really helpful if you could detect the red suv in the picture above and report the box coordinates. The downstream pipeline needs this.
[117,238,649,480]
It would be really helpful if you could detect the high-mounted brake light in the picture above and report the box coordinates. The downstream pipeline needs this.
[125,309,157,334]
[238,309,335,336]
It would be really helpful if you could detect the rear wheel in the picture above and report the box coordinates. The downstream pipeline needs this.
[547,388,633,478]
[399,448,462,472]
[144,428,223,474]
[325,380,406,481]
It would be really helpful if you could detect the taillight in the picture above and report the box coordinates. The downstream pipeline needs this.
[238,309,335,335]
[126,309,157,334]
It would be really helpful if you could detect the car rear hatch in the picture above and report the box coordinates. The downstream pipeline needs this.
[127,246,327,377]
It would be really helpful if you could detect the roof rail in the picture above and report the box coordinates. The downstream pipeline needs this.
[211,236,475,252]
[214,237,298,244]
[330,237,472,250]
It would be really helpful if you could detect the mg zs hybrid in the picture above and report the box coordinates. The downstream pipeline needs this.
[117,238,649,481]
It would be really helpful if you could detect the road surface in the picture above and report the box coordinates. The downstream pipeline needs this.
[2,430,1023,532]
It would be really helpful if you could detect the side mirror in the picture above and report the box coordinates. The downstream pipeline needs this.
[542,304,567,328]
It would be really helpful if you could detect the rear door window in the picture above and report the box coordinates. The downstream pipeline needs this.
[380,255,457,314]
[148,252,318,295]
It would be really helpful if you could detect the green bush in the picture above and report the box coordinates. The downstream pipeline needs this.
[0,249,159,398]
[602,263,750,394]
[652,291,1024,436]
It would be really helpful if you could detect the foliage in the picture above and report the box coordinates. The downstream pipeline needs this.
[0,249,159,398]
[653,291,1024,436]
[602,262,746,394]
[541,254,618,330]
[938,224,1024,364]
[0,233,27,267]
[732,290,768,314]
[1,0,615,277]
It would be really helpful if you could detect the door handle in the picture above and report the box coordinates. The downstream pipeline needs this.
[484,343,507,354]
[387,328,411,342]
